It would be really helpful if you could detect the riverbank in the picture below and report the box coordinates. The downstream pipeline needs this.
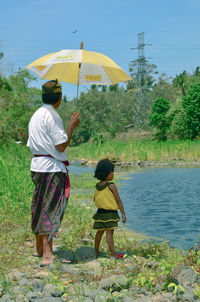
[71,158,200,169]
[1,189,200,301]
[1,141,200,301]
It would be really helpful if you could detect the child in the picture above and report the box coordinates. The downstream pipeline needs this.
[93,159,126,258]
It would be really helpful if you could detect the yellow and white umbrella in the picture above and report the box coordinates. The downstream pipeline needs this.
[25,48,131,96]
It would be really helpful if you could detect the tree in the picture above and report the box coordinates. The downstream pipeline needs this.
[182,82,200,139]
[173,71,189,96]
[0,69,41,144]
[58,86,133,144]
[149,97,171,140]
[166,97,188,139]
[151,73,179,104]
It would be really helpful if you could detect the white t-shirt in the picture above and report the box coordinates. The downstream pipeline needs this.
[27,104,68,173]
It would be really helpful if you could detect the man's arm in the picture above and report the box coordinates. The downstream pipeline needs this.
[55,112,80,152]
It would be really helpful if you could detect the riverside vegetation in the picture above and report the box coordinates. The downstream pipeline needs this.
[1,141,200,301]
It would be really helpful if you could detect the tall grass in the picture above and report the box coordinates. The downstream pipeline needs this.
[0,140,96,272]
[68,139,200,162]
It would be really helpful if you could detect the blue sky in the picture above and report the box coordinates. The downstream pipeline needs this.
[1,0,200,99]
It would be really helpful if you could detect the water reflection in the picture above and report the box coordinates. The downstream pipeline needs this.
[119,167,200,250]
[69,163,200,250]
[68,162,94,175]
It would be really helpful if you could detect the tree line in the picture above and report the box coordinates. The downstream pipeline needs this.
[1,50,200,145]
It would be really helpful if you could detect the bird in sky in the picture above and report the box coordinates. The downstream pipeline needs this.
[72,30,78,34]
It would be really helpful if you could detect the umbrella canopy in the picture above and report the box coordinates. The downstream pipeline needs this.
[25,49,131,86]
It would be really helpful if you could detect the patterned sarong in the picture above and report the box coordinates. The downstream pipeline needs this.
[31,171,68,242]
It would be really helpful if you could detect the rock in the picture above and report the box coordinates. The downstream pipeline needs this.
[37,297,63,302]
[63,296,92,302]
[129,285,148,296]
[60,264,79,274]
[145,260,159,268]
[151,293,166,302]
[52,287,64,297]
[0,293,13,302]
[7,270,27,280]
[34,271,51,279]
[124,296,137,302]
[131,295,151,302]
[26,291,43,301]
[32,282,44,293]
[153,282,164,293]
[162,292,174,299]
[178,285,197,301]
[94,293,113,302]
[54,248,74,262]
[170,263,184,278]
[74,246,97,261]
[84,259,102,275]
[83,287,106,299]
[18,278,31,287]
[176,266,200,286]
[98,275,129,292]
[43,283,58,293]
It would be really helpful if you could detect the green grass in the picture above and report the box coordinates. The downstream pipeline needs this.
[0,140,96,272]
[2,140,200,300]
[68,139,200,163]
[0,141,199,274]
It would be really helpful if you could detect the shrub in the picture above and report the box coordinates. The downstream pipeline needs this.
[149,97,171,140]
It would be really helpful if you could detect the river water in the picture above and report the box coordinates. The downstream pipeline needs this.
[68,164,200,250]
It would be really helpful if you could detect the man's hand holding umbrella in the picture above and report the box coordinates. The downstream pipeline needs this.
[56,111,80,153]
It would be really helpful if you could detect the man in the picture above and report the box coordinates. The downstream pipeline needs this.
[27,79,79,266]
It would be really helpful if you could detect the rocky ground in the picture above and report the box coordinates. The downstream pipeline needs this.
[1,236,200,302]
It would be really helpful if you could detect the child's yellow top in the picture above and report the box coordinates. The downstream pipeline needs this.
[94,182,119,210]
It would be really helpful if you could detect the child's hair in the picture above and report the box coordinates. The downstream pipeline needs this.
[94,159,115,180]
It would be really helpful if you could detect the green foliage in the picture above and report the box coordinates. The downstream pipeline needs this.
[151,73,179,104]
[0,70,41,144]
[0,274,16,301]
[182,82,200,139]
[149,98,171,140]
[173,70,189,96]
[58,87,133,144]
[2,59,200,145]
[0,77,12,91]
[166,97,188,139]
[168,283,185,296]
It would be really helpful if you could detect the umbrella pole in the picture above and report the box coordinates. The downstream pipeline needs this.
[76,41,83,99]
[76,81,80,99]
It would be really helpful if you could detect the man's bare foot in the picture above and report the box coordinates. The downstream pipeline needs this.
[33,253,42,258]
[40,255,55,266]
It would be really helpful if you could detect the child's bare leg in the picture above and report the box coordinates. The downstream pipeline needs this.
[41,234,55,265]
[106,229,115,257]
[34,234,43,256]
[95,230,105,254]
